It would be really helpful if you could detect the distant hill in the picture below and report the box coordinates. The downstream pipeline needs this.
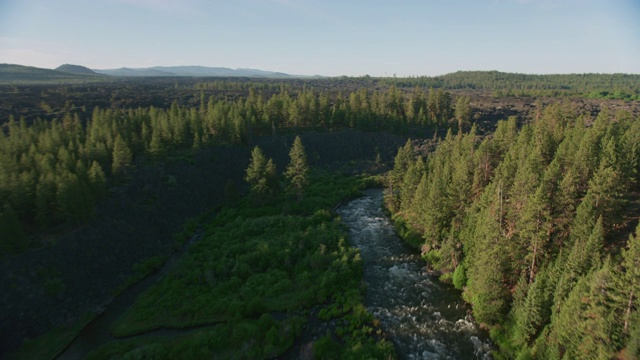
[0,63,321,81]
[0,63,102,83]
[93,65,315,78]
[91,67,174,77]
[55,64,96,75]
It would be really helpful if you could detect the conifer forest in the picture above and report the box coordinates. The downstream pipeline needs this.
[1,73,639,359]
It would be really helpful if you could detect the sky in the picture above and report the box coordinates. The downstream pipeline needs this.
[0,0,639,77]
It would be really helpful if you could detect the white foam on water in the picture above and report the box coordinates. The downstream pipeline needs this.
[337,190,493,359]
[389,263,414,279]
[455,318,477,333]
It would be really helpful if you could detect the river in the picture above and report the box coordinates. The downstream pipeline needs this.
[337,189,492,360]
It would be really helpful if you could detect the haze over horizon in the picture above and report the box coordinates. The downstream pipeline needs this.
[1,0,639,77]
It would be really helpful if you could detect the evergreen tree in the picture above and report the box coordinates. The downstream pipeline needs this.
[514,265,551,345]
[516,183,551,283]
[399,156,425,213]
[465,185,509,325]
[548,264,617,360]
[285,136,309,201]
[553,217,604,313]
[617,224,640,336]
[245,146,278,205]
[148,127,165,159]
[88,160,107,199]
[111,134,132,176]
[387,139,414,212]
[624,311,640,360]
[454,95,471,131]
[587,142,627,233]
[408,174,429,233]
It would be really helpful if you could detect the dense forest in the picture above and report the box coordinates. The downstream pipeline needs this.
[387,103,640,359]
[379,72,640,100]
[0,85,462,256]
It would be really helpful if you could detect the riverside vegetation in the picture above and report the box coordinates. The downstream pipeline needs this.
[387,103,640,359]
[88,138,395,359]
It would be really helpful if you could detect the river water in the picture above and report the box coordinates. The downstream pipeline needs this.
[337,189,492,360]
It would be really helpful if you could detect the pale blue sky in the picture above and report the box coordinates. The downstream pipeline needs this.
[1,0,638,76]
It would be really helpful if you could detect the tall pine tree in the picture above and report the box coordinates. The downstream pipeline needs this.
[245,146,278,205]
[285,136,309,201]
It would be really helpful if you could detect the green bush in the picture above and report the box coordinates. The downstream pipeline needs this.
[439,272,453,284]
[452,265,467,290]
[422,249,440,266]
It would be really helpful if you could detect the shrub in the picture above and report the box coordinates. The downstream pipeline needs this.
[453,265,467,290]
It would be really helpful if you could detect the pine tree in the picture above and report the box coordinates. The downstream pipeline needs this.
[149,127,164,159]
[422,155,452,247]
[88,160,107,199]
[388,139,414,212]
[569,189,597,248]
[549,264,617,360]
[285,136,309,201]
[454,95,471,131]
[465,186,510,325]
[408,174,429,232]
[399,156,425,212]
[245,146,278,205]
[624,311,640,360]
[587,141,627,233]
[448,135,473,223]
[554,217,604,313]
[517,183,551,283]
[111,134,132,176]
[514,265,551,345]
[466,242,508,325]
[471,139,493,196]
[618,224,640,336]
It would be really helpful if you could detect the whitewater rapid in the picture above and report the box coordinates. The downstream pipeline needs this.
[337,189,492,360]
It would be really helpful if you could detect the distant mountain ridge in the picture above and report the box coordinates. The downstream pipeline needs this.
[55,64,96,75]
[0,63,103,83]
[93,65,314,78]
[0,63,322,82]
